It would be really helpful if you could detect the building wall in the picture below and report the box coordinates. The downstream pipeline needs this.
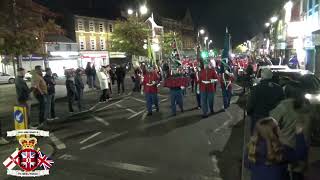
[74,15,114,52]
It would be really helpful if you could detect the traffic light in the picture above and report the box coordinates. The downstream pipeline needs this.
[201,51,209,59]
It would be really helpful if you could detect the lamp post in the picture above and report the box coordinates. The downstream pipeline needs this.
[127,5,148,17]
[197,28,205,62]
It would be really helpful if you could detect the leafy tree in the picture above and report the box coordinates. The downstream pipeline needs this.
[0,0,62,75]
[110,16,150,57]
[161,31,182,58]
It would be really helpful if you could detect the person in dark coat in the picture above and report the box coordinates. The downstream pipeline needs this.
[65,70,77,113]
[92,64,97,88]
[247,68,285,132]
[85,62,94,89]
[43,68,59,121]
[245,117,308,180]
[75,68,84,111]
[115,65,125,94]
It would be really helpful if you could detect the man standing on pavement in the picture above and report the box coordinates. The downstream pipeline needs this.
[43,68,59,121]
[75,68,85,111]
[199,62,219,118]
[15,67,32,117]
[31,65,48,128]
[115,65,125,95]
[142,65,159,116]
[247,68,285,132]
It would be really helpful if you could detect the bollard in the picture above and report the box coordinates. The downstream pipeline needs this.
[13,105,29,140]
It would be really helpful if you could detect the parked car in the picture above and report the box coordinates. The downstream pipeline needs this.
[24,71,57,81]
[0,72,15,84]
[253,65,290,85]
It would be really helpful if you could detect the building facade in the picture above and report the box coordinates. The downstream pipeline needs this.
[74,15,115,68]
[159,9,196,57]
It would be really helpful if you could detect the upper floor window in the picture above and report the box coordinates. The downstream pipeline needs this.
[78,19,84,31]
[99,23,105,33]
[100,38,105,50]
[79,37,86,50]
[109,24,113,32]
[308,0,319,16]
[89,21,95,32]
[90,38,96,50]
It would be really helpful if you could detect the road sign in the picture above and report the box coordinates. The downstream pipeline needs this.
[13,106,28,140]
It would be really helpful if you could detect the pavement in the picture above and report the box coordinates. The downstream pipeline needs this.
[0,78,246,179]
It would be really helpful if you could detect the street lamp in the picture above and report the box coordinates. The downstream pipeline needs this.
[140,5,148,15]
[265,22,270,27]
[270,16,278,23]
[199,29,205,35]
[127,9,133,15]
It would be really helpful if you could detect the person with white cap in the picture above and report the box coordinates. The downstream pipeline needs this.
[247,68,285,133]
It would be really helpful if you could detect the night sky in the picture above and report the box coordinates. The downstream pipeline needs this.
[38,0,283,48]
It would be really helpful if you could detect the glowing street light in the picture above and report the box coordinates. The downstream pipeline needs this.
[270,16,278,23]
[199,29,205,35]
[204,36,208,41]
[265,22,270,27]
[127,9,133,15]
[140,5,148,15]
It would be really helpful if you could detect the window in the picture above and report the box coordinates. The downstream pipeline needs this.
[99,23,104,33]
[109,24,113,32]
[100,38,105,50]
[89,21,95,32]
[79,37,86,50]
[78,19,84,31]
[54,45,60,51]
[308,0,320,15]
[90,38,96,50]
[66,44,72,51]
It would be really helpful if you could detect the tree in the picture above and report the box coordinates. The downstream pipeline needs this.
[0,0,62,75]
[110,16,150,57]
[161,31,182,59]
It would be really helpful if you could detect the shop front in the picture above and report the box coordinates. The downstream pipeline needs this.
[79,51,109,69]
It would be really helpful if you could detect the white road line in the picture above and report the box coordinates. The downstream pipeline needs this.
[141,111,148,121]
[80,131,128,150]
[94,98,126,112]
[89,102,100,111]
[131,97,146,103]
[102,162,156,174]
[79,132,102,144]
[115,104,122,108]
[128,109,145,119]
[91,115,110,126]
[160,98,168,103]
[225,110,233,120]
[49,133,66,150]
[126,108,137,114]
[158,94,167,98]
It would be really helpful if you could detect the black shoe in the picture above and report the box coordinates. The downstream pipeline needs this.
[202,115,208,118]
[147,112,152,116]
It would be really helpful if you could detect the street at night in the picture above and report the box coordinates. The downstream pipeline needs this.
[1,0,320,180]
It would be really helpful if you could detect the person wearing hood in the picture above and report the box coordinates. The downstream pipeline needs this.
[142,65,159,116]
[247,68,285,133]
[75,68,84,111]
[245,117,308,180]
[65,69,77,113]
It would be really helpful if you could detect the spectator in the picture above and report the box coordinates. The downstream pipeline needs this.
[65,70,77,113]
[190,68,196,93]
[270,84,311,180]
[105,65,113,97]
[199,62,219,118]
[142,65,159,116]
[245,117,308,180]
[133,68,142,92]
[43,68,59,121]
[92,64,97,88]
[97,66,110,103]
[75,68,84,112]
[85,62,94,89]
[15,67,32,118]
[247,68,285,132]
[31,65,48,128]
[115,65,125,95]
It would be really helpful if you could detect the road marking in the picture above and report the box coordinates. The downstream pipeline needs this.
[131,97,146,103]
[49,133,66,150]
[211,155,221,175]
[158,94,166,98]
[58,154,77,161]
[115,104,122,108]
[128,109,145,119]
[94,98,127,112]
[126,108,137,114]
[91,115,110,126]
[79,132,102,144]
[89,102,100,111]
[80,131,128,150]
[160,98,168,103]
[230,96,239,104]
[102,162,156,174]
